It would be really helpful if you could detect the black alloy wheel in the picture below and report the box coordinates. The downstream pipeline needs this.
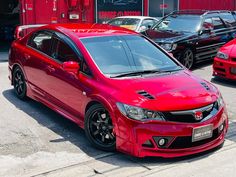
[13,66,27,100]
[85,104,116,151]
[182,49,194,69]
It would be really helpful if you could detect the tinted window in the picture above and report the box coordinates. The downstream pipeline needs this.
[154,15,201,32]
[28,31,53,56]
[141,19,157,28]
[220,13,236,26]
[202,18,214,30]
[81,35,180,76]
[108,18,140,31]
[51,38,78,63]
[212,17,225,30]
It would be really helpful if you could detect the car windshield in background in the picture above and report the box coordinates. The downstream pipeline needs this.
[108,18,140,31]
[81,35,181,77]
[154,15,201,33]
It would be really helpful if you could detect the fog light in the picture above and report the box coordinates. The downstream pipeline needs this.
[230,67,236,75]
[219,123,224,132]
[158,138,166,146]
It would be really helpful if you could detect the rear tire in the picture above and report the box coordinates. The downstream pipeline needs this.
[85,104,116,151]
[13,66,27,100]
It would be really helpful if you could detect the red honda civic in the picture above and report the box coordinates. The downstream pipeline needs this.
[9,24,228,158]
[213,38,236,80]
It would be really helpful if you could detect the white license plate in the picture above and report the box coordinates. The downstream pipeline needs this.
[192,124,213,142]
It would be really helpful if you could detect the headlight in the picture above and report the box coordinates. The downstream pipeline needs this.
[216,51,229,60]
[116,103,165,121]
[217,95,224,109]
[160,43,177,52]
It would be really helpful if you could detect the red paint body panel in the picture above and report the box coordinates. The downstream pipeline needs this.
[9,24,228,158]
[213,39,236,80]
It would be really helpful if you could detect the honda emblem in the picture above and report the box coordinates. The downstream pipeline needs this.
[194,111,203,121]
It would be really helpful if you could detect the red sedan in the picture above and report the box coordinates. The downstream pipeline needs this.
[213,39,236,80]
[9,24,228,158]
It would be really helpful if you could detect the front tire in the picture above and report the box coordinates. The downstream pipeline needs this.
[85,104,116,151]
[13,66,27,100]
[182,49,195,69]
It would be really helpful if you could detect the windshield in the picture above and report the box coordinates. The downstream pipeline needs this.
[81,35,181,77]
[154,15,201,33]
[108,18,140,31]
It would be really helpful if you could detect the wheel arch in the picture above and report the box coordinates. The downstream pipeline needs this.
[84,96,117,126]
[11,63,26,85]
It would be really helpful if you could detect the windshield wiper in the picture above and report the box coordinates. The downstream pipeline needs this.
[110,70,162,78]
[110,68,183,78]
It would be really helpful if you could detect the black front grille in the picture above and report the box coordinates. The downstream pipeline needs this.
[168,128,220,149]
[163,110,212,123]
[163,113,197,123]
[163,103,216,123]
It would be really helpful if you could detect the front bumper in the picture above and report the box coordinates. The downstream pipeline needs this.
[213,57,236,80]
[115,106,228,158]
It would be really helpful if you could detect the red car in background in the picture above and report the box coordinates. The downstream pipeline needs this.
[9,24,228,158]
[213,39,236,80]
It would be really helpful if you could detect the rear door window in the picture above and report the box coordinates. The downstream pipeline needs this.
[28,31,53,56]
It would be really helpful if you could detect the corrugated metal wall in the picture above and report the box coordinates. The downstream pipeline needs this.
[179,0,236,11]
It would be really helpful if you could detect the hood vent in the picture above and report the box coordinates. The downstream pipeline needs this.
[137,90,155,100]
[200,82,210,91]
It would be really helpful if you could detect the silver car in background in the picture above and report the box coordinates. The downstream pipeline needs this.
[107,16,158,32]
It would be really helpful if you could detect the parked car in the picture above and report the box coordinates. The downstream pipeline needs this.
[213,38,236,80]
[9,24,228,158]
[107,16,158,32]
[143,10,236,69]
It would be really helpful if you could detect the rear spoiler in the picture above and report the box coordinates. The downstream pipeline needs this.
[14,24,46,39]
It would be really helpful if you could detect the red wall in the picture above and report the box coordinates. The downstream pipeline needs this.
[19,0,236,25]
[20,0,148,25]
[179,0,236,11]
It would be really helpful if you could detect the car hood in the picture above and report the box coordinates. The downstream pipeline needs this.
[143,29,195,43]
[110,70,219,111]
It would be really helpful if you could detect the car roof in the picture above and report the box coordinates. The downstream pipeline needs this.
[40,23,138,38]
[171,10,233,16]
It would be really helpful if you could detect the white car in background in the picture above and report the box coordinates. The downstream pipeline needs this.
[107,16,158,32]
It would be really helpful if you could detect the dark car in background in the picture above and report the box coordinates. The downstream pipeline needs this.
[143,10,236,69]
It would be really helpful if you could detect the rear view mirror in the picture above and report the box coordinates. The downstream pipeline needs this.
[62,61,80,74]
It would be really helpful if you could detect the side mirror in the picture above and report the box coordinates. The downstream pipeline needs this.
[200,28,212,35]
[62,61,80,74]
